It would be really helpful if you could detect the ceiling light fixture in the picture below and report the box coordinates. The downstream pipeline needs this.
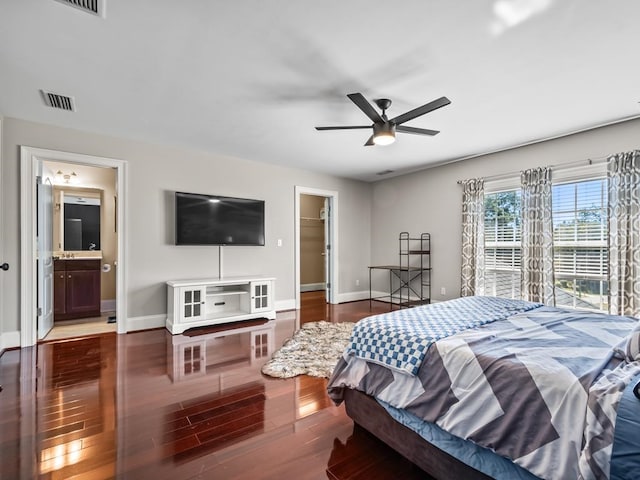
[55,170,79,184]
[372,122,396,146]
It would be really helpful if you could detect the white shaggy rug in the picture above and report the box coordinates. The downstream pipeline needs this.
[261,321,354,378]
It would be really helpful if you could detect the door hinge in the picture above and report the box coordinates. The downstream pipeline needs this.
[37,307,43,316]
[326,283,331,289]
[326,244,331,250]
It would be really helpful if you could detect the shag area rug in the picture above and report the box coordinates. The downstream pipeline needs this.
[261,321,354,378]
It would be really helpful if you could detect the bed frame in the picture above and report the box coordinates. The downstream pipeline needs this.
[343,388,493,480]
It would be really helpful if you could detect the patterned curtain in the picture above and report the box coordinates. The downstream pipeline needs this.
[607,150,640,317]
[521,167,555,305]
[460,179,485,297]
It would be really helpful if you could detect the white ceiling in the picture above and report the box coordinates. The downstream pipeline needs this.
[1,1,639,182]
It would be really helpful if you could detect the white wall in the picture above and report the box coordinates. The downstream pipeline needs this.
[371,118,640,302]
[1,117,372,336]
[6,115,635,341]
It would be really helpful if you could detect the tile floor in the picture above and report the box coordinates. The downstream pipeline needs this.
[43,312,117,341]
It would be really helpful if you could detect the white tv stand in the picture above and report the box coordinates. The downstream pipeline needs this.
[166,275,276,334]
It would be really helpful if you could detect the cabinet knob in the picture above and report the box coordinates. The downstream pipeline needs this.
[68,275,72,279]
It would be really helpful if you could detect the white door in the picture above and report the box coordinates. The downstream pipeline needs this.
[323,197,332,303]
[37,176,54,339]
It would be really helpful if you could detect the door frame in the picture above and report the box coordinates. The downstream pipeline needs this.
[294,186,338,310]
[20,146,128,347]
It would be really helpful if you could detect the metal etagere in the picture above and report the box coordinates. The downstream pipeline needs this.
[368,232,431,310]
[397,232,431,307]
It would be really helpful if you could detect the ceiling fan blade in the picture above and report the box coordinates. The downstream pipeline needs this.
[315,125,371,131]
[364,135,375,146]
[347,93,384,124]
[396,125,440,136]
[391,96,450,125]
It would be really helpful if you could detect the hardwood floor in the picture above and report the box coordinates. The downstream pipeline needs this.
[0,293,431,479]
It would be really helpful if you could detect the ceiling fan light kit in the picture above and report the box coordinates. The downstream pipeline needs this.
[315,93,450,146]
[372,122,396,146]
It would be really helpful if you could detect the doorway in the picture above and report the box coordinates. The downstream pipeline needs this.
[300,194,327,294]
[294,186,338,323]
[43,161,118,340]
[20,147,127,347]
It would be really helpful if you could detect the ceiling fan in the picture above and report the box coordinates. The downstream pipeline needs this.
[315,93,451,146]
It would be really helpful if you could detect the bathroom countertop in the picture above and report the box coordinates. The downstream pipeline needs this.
[54,251,103,260]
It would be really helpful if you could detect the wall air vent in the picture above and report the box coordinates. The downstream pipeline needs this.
[41,90,77,112]
[53,0,106,18]
[376,169,395,176]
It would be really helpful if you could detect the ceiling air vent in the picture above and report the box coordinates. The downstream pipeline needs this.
[376,169,395,176]
[41,90,76,112]
[53,0,106,18]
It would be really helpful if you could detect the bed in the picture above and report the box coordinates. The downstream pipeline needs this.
[327,296,640,480]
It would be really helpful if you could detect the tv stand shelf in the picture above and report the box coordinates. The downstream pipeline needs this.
[166,275,275,334]
[207,289,248,296]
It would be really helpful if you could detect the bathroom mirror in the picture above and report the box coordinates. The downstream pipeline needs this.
[54,187,102,251]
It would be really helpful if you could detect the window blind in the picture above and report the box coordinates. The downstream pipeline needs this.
[552,179,608,310]
[482,178,608,311]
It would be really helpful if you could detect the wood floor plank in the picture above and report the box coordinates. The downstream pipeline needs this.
[0,292,429,479]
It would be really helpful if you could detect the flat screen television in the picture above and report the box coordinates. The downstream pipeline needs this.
[175,192,265,246]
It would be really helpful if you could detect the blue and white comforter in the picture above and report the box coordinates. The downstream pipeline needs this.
[348,296,541,375]
[329,298,640,480]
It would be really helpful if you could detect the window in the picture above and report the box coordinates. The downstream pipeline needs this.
[484,190,521,299]
[483,178,608,311]
[552,179,608,311]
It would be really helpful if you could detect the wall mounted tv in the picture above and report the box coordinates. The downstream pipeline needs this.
[175,192,265,246]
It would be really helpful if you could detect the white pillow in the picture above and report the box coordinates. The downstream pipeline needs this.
[626,321,640,362]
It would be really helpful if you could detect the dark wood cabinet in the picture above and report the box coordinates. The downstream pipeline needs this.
[54,259,101,320]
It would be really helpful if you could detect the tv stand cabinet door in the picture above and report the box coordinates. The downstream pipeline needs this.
[178,286,206,322]
[250,281,272,314]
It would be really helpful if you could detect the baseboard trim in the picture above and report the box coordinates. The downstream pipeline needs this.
[275,299,296,312]
[337,290,371,303]
[301,283,326,292]
[1,331,21,351]
[126,314,166,332]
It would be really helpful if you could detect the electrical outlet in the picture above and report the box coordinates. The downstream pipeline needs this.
[440,287,446,296]
[355,279,360,286]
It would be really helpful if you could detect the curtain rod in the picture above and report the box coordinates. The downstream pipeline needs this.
[457,155,609,185]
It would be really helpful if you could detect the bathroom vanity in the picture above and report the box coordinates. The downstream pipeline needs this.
[54,258,101,320]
